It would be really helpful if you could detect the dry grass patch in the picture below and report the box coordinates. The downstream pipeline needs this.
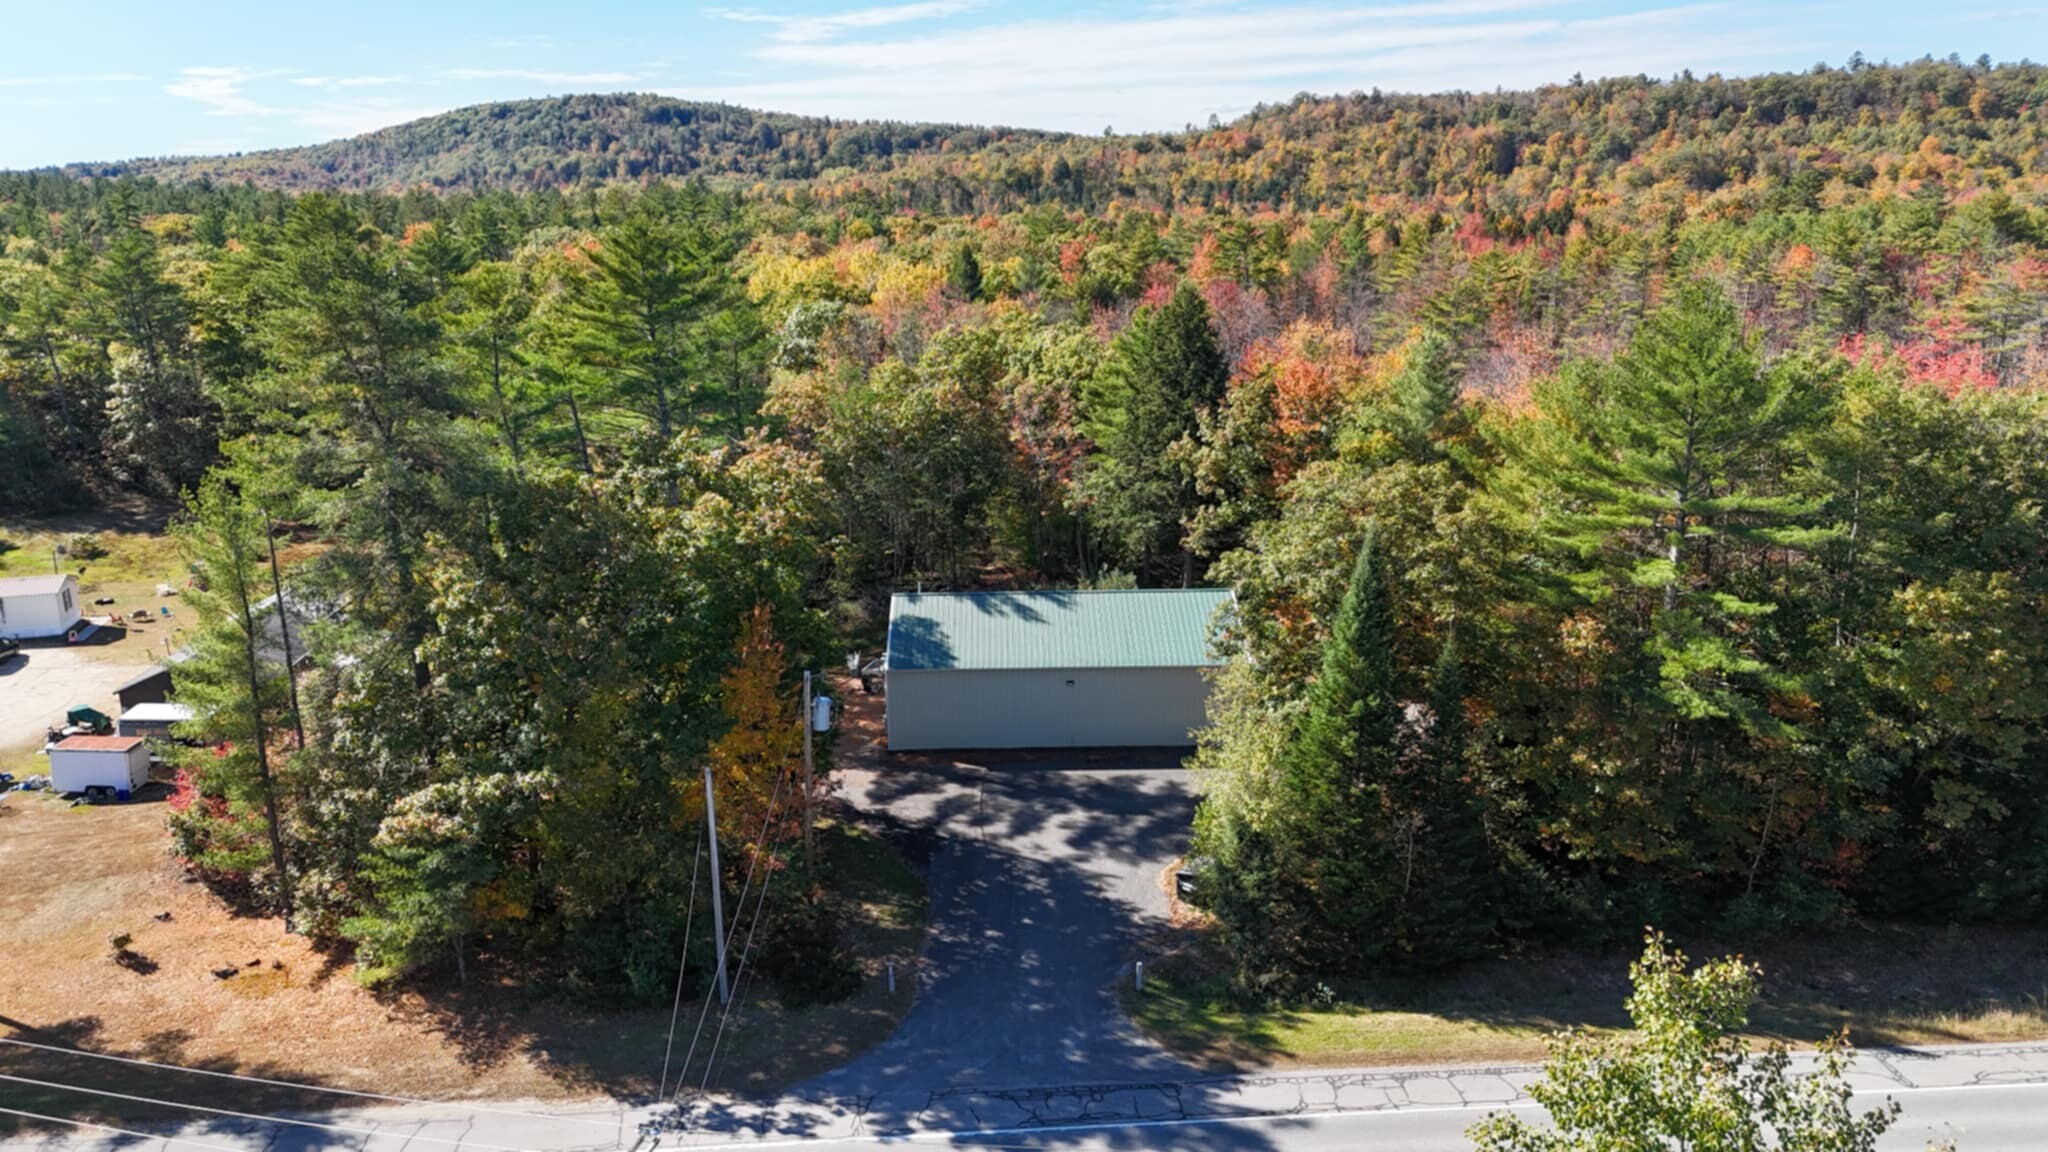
[0,797,928,1135]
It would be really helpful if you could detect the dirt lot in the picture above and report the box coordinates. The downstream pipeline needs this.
[0,645,160,763]
[1,505,192,778]
[0,737,927,1132]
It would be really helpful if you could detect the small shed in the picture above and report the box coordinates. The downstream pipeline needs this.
[884,588,1233,751]
[116,664,175,711]
[48,735,150,795]
[0,573,81,640]
[118,702,194,739]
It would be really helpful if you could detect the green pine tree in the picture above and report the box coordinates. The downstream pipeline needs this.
[1272,525,1403,972]
[1387,634,1496,963]
[948,243,983,301]
[169,477,296,922]
[1080,283,1229,585]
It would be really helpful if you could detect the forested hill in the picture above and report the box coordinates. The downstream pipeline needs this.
[47,57,2048,213]
[62,93,1068,192]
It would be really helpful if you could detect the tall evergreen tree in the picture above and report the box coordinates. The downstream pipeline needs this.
[168,478,296,923]
[559,185,751,442]
[1081,283,1229,585]
[1389,634,1496,962]
[443,260,535,471]
[1509,280,1832,900]
[95,223,214,493]
[948,243,982,301]
[1386,327,1462,461]
[251,193,467,689]
[1270,526,1403,971]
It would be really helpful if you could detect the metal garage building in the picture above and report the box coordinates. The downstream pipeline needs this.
[883,588,1233,751]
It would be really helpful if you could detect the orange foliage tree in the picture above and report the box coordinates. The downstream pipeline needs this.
[704,604,804,875]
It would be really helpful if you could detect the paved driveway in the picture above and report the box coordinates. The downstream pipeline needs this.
[798,742,1202,1124]
[0,644,156,754]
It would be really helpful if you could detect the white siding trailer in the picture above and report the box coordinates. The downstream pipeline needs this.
[48,735,150,796]
[0,574,82,640]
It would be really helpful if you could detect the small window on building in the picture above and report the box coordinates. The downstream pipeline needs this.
[62,586,74,612]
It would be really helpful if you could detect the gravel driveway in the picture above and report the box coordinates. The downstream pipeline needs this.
[800,741,1202,1122]
[0,644,157,754]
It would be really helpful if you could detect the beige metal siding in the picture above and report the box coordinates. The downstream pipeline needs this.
[886,666,1212,750]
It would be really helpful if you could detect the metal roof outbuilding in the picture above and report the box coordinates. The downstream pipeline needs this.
[883,588,1234,751]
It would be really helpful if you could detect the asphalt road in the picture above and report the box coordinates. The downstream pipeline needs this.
[6,1048,2042,1151]
[671,1080,2040,1150]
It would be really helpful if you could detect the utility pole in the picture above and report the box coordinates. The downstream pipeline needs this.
[701,763,731,1005]
[801,671,816,880]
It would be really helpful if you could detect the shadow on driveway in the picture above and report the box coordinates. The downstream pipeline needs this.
[788,739,1230,1138]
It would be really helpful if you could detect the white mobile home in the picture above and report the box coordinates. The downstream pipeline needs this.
[883,589,1233,751]
[0,574,81,640]
[47,735,150,795]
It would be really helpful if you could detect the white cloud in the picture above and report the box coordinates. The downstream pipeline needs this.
[694,1,1786,132]
[707,1,981,43]
[445,67,643,85]
[166,66,278,117]
[292,75,408,89]
[163,66,443,142]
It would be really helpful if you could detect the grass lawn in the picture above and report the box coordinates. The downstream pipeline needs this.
[0,804,929,1135]
[1,506,184,588]
[1126,922,2048,1070]
[0,505,197,662]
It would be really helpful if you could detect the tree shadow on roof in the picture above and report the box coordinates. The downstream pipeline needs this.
[886,613,958,670]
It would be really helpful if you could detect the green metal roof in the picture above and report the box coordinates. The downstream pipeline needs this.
[886,589,1234,672]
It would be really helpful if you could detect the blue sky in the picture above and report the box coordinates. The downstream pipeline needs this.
[2,0,2044,169]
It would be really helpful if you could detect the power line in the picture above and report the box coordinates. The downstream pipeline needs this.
[0,1105,249,1152]
[669,763,788,1102]
[693,789,791,1098]
[657,836,705,1100]
[0,1036,623,1132]
[0,1073,546,1152]
[668,761,792,1104]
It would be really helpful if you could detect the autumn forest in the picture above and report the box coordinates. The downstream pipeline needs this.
[3,55,2046,992]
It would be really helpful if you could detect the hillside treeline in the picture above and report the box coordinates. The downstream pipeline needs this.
[55,56,2048,219]
[0,58,2044,990]
[65,93,1064,194]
